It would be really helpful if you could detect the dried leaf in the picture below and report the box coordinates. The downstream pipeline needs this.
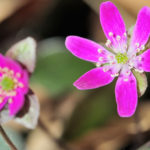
[15,93,40,129]
[6,37,37,73]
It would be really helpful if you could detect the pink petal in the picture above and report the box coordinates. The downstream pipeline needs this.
[65,36,112,63]
[115,73,138,117]
[100,1,126,49]
[74,67,114,90]
[0,54,22,73]
[138,49,150,72]
[9,93,25,116]
[0,54,29,94]
[17,69,29,94]
[0,98,7,110]
[130,7,150,52]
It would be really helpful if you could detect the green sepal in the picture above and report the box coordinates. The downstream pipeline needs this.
[133,70,147,97]
[6,37,37,73]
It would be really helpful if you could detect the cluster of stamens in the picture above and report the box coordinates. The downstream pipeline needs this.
[135,42,145,53]
[0,67,24,104]
[105,32,127,51]
[96,32,145,82]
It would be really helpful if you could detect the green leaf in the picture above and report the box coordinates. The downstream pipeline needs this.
[64,83,116,139]
[31,38,94,96]
[132,70,148,97]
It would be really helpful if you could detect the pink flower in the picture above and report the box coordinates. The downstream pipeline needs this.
[65,1,150,117]
[0,37,39,129]
[0,54,29,116]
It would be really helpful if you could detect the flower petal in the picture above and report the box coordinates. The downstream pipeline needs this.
[74,67,114,90]
[65,36,112,63]
[137,49,150,72]
[9,93,25,116]
[129,7,150,53]
[100,1,126,50]
[115,73,138,117]
[0,54,22,73]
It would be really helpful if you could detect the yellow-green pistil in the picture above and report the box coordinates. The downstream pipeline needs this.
[115,53,128,64]
[1,76,15,91]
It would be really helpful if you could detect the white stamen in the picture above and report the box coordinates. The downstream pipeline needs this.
[110,61,116,65]
[135,43,140,47]
[9,91,16,97]
[0,98,3,103]
[99,57,104,62]
[18,82,24,88]
[139,70,144,73]
[103,68,108,72]
[113,48,118,53]
[126,71,130,76]
[111,73,119,77]
[132,54,136,58]
[16,73,21,78]
[141,45,145,50]
[8,98,13,104]
[129,61,134,67]
[98,48,103,53]
[108,32,113,37]
[105,40,111,47]
[135,69,144,73]
[111,74,115,77]
[123,44,127,49]
[124,32,127,37]
[9,70,14,75]
[13,78,18,83]
[116,35,121,41]
[136,48,140,52]
[138,56,142,61]
[107,55,114,60]
[124,78,129,82]
[3,67,9,72]
[96,62,101,67]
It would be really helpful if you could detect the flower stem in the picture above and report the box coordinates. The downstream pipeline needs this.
[0,125,18,150]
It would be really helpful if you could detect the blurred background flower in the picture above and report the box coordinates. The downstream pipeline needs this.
[1,0,150,150]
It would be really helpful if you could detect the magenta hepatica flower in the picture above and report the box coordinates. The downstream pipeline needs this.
[0,37,39,129]
[0,54,28,115]
[65,1,150,117]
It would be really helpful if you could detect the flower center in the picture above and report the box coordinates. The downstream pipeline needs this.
[1,76,15,91]
[115,53,128,64]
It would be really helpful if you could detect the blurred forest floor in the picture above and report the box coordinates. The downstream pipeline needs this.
[1,0,150,150]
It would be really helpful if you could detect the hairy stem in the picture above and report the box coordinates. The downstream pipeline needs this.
[0,125,17,150]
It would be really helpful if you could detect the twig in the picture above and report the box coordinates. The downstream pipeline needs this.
[0,125,17,150]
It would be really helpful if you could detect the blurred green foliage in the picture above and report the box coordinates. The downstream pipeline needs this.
[31,38,94,96]
[64,84,116,139]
